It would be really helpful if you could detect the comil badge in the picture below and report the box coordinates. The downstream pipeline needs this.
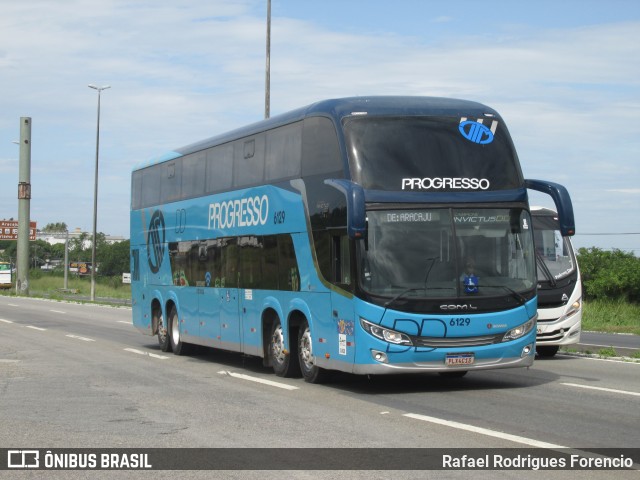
[459,117,498,145]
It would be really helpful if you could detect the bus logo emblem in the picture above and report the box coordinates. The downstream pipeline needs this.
[147,210,165,274]
[459,118,498,145]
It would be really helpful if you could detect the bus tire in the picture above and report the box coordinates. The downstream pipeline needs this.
[537,346,559,358]
[155,307,171,352]
[298,320,327,384]
[269,320,300,377]
[169,306,190,356]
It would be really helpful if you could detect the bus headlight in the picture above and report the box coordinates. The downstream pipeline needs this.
[502,317,535,342]
[360,318,413,345]
[565,299,582,319]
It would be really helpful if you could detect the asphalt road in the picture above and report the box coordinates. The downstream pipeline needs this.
[0,297,638,479]
[576,331,639,357]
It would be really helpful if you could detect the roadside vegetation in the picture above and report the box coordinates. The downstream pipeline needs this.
[0,269,131,302]
[0,224,131,303]
[581,298,640,335]
[577,248,640,336]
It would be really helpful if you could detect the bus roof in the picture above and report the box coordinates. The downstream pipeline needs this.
[136,96,499,171]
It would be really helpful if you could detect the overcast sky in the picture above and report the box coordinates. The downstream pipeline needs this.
[1,0,638,253]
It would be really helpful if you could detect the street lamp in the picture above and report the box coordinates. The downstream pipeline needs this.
[88,84,110,302]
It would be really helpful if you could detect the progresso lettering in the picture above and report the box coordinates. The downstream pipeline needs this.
[208,195,269,230]
[402,177,490,191]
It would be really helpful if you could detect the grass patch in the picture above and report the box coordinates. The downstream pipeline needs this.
[582,299,640,335]
[597,346,618,358]
[0,270,131,302]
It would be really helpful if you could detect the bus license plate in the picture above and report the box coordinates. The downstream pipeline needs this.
[445,353,474,366]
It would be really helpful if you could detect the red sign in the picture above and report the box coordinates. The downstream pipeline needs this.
[0,220,37,241]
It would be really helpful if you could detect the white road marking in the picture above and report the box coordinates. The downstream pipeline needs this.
[124,348,169,360]
[7,304,19,307]
[218,370,299,390]
[403,413,567,449]
[558,353,639,364]
[0,319,14,324]
[66,334,96,342]
[561,382,640,397]
[50,310,66,314]
[117,321,131,324]
[25,325,47,331]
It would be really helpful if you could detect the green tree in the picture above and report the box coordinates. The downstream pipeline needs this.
[0,240,17,262]
[97,240,130,276]
[69,232,89,262]
[577,248,640,302]
[42,222,68,233]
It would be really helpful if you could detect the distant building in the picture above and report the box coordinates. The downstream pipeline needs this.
[37,228,127,247]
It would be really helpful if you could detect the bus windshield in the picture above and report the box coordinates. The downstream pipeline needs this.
[532,213,577,282]
[359,208,536,300]
[344,116,523,191]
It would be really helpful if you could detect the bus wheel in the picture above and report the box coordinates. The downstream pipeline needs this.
[298,320,327,384]
[168,306,190,355]
[537,346,559,358]
[269,321,300,377]
[155,307,171,352]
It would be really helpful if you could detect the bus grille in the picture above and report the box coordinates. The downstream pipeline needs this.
[411,333,504,348]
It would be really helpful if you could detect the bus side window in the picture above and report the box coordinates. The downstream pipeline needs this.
[332,233,351,287]
[234,136,265,188]
[278,235,299,291]
[131,249,140,281]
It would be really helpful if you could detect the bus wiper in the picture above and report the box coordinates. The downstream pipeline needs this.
[383,258,437,311]
[479,285,528,305]
[535,251,557,287]
[384,287,424,308]
[423,257,437,291]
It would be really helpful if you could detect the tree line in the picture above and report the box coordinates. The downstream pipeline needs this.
[576,248,640,303]
[0,222,130,277]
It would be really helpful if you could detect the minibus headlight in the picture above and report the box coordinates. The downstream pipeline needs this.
[360,318,413,345]
[565,298,582,319]
[502,318,535,342]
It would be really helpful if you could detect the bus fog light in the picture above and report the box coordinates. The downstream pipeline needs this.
[372,350,388,363]
[522,344,533,357]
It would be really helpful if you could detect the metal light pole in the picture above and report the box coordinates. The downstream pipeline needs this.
[88,84,110,301]
[265,0,271,119]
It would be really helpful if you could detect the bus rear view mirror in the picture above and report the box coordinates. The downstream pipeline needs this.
[324,179,366,239]
[525,179,575,236]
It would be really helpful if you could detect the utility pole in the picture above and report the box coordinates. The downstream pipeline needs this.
[265,0,271,119]
[88,84,110,301]
[16,117,32,295]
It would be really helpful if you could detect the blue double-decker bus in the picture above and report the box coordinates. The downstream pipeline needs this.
[130,96,575,382]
